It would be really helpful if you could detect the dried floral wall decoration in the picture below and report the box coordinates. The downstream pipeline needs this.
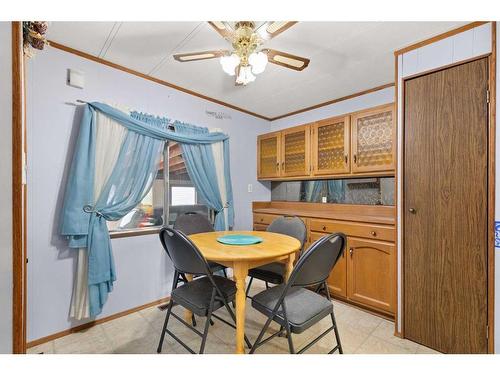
[23,21,49,58]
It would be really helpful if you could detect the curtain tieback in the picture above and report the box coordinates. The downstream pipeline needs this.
[217,202,230,213]
[83,204,103,217]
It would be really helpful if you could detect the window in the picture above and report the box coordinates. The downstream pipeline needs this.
[108,141,209,234]
[171,186,196,206]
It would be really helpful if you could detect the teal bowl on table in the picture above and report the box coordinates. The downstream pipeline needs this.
[216,234,263,245]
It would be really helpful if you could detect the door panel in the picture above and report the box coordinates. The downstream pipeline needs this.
[404,58,488,353]
[347,237,394,313]
[257,132,281,178]
[312,116,350,175]
[351,105,395,173]
[281,125,311,177]
[311,232,347,297]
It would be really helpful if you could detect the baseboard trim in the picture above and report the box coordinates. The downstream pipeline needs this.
[26,296,170,349]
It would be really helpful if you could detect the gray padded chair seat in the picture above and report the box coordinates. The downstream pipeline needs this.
[248,262,286,284]
[252,284,333,334]
[172,275,236,316]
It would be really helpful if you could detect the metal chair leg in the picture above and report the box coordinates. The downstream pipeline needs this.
[282,303,295,354]
[222,268,228,278]
[199,290,216,354]
[249,315,274,354]
[192,315,197,327]
[245,277,254,298]
[157,299,174,353]
[265,281,269,289]
[331,312,343,354]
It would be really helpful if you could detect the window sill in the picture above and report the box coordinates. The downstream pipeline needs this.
[109,227,161,239]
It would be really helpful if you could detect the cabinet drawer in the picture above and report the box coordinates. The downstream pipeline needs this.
[253,223,268,231]
[253,213,279,225]
[310,219,394,242]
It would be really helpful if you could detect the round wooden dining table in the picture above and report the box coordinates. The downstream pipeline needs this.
[187,230,301,354]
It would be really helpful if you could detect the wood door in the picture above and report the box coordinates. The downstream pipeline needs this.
[311,232,347,297]
[311,116,350,175]
[257,132,281,178]
[347,237,394,313]
[281,125,311,177]
[351,104,395,173]
[404,58,488,354]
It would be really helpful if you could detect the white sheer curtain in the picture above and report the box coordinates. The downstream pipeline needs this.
[70,108,128,320]
[210,128,229,229]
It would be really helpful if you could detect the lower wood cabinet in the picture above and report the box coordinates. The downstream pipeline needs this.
[347,237,394,314]
[253,211,395,317]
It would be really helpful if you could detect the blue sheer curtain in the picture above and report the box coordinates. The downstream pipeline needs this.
[61,103,233,316]
[174,123,234,230]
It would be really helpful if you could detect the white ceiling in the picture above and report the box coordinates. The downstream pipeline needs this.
[47,21,467,119]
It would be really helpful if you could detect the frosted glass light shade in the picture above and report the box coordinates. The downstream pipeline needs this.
[236,66,256,85]
[220,54,240,76]
[249,51,268,74]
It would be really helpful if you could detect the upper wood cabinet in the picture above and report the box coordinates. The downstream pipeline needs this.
[351,104,395,173]
[281,125,311,177]
[311,116,350,175]
[257,103,395,180]
[257,132,281,178]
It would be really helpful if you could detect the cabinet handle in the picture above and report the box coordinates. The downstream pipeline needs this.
[349,247,354,257]
[408,208,417,214]
[276,162,279,171]
[322,226,327,231]
[370,231,377,237]
[344,154,348,164]
[353,154,357,164]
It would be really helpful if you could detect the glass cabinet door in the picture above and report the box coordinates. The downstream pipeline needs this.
[281,125,311,177]
[351,104,395,173]
[312,116,350,175]
[257,132,281,178]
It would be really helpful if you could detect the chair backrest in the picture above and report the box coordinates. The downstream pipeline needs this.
[159,227,211,276]
[288,233,346,288]
[266,216,307,252]
[174,212,214,235]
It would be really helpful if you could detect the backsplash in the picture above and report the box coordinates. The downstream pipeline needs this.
[271,177,395,206]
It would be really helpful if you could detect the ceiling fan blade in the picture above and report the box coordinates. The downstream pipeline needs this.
[264,49,310,71]
[257,21,297,40]
[173,50,228,62]
[208,21,234,41]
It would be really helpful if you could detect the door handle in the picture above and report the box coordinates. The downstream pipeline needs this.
[408,208,417,214]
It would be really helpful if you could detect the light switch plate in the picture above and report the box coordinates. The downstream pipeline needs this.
[67,69,85,89]
[322,196,327,203]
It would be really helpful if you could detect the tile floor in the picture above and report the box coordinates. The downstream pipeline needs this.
[27,280,440,354]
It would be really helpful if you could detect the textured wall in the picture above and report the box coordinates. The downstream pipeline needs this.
[26,46,271,341]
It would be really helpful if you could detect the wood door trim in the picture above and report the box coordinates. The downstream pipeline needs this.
[394,21,489,56]
[12,21,26,355]
[487,22,496,353]
[402,56,491,353]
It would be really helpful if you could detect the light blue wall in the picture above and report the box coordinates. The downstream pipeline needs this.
[0,21,13,354]
[26,46,271,341]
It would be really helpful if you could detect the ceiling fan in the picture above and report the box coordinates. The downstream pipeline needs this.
[173,21,310,86]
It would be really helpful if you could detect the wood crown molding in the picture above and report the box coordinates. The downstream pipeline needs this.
[48,40,272,121]
[48,40,395,123]
[268,83,395,121]
[394,21,490,56]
